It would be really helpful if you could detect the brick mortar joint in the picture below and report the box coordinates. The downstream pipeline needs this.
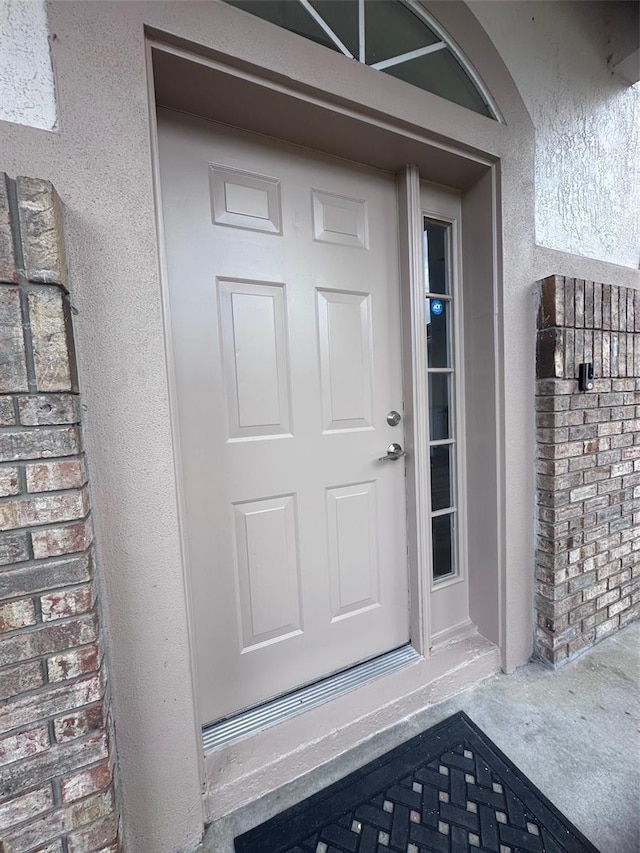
[0,602,98,636]
[0,272,71,294]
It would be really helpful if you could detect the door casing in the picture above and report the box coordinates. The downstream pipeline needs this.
[147,29,503,814]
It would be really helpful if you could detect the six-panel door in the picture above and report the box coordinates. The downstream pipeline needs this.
[158,110,409,725]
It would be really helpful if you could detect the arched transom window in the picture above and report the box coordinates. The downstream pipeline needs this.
[226,0,499,119]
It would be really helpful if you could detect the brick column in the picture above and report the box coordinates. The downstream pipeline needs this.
[535,275,640,665]
[0,175,121,852]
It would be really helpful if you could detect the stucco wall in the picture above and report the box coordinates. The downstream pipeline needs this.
[0,0,57,130]
[470,0,640,270]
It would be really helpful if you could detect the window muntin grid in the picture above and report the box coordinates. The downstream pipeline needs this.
[225,0,498,119]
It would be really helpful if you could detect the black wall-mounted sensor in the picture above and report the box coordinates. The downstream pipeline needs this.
[578,362,594,392]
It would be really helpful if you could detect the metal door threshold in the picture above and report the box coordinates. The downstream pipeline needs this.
[202,643,422,751]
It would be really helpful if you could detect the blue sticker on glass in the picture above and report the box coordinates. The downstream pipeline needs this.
[431,299,444,316]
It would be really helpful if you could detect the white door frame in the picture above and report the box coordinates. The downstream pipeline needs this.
[146,35,502,808]
[398,165,432,655]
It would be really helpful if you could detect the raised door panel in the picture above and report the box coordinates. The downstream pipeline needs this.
[326,482,380,621]
[218,279,291,439]
[210,164,282,233]
[312,189,369,248]
[233,494,302,651]
[317,289,373,432]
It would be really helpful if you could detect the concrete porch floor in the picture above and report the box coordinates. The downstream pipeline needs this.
[203,621,639,853]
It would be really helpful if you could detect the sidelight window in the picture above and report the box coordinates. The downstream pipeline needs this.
[424,220,459,582]
[225,0,499,119]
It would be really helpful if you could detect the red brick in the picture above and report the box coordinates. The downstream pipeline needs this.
[0,551,92,600]
[0,397,15,426]
[0,531,30,566]
[53,703,104,744]
[620,603,640,626]
[0,427,81,463]
[0,660,44,701]
[28,289,74,392]
[568,631,595,657]
[0,466,20,497]
[0,810,67,853]
[1,732,108,800]
[68,788,114,830]
[0,613,97,666]
[17,394,80,426]
[0,489,89,531]
[16,176,68,287]
[595,615,619,640]
[0,724,50,766]
[66,812,118,853]
[0,675,102,735]
[30,842,64,853]
[0,172,18,283]
[0,599,36,633]
[26,459,86,493]
[606,568,632,588]
[61,762,112,804]
[31,518,93,559]
[0,175,119,851]
[596,587,620,610]
[608,595,631,617]
[47,644,100,683]
[0,785,54,832]
[41,585,93,622]
[0,287,29,393]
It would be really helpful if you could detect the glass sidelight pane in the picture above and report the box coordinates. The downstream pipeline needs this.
[432,513,454,580]
[426,298,450,367]
[423,223,448,295]
[430,445,452,511]
[428,373,451,440]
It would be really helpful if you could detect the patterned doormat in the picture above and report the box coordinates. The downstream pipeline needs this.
[235,712,600,853]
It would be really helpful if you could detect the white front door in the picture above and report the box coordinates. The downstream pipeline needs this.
[158,110,409,726]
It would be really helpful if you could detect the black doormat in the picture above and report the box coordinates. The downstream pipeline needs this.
[235,711,600,853]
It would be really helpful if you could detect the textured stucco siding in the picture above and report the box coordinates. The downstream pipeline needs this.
[0,0,57,131]
[470,0,640,270]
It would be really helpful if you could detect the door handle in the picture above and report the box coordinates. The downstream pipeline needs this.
[378,443,407,462]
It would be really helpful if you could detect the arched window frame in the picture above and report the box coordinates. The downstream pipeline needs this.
[227,0,503,121]
[401,0,503,121]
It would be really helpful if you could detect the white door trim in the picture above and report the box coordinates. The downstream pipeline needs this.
[144,39,207,789]
[398,165,431,655]
[420,181,471,642]
[147,39,495,173]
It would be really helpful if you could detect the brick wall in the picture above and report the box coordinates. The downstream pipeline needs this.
[0,174,121,852]
[535,275,640,665]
